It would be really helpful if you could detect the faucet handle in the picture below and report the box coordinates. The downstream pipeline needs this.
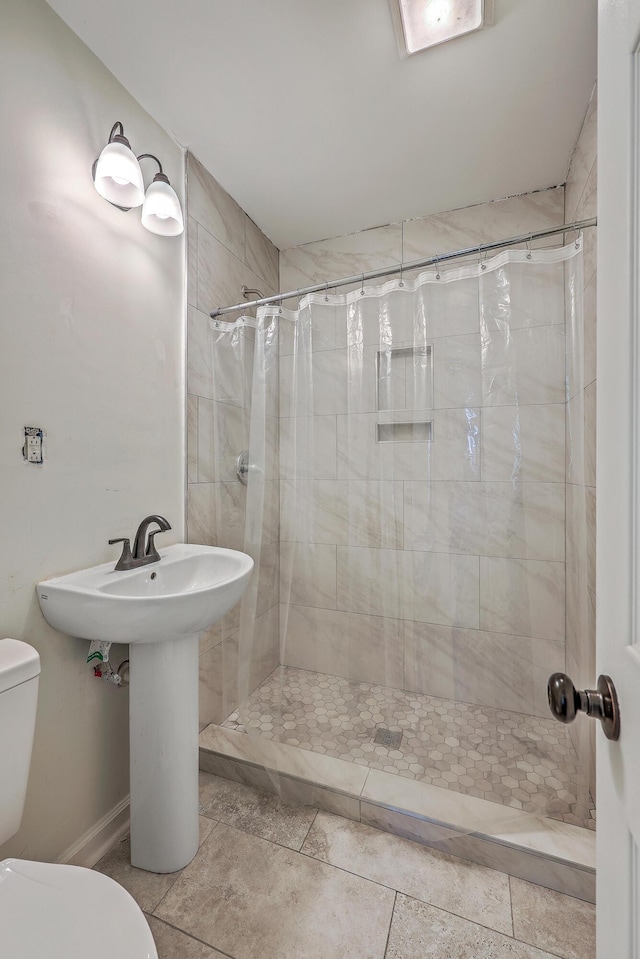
[108,537,134,572]
[146,528,168,562]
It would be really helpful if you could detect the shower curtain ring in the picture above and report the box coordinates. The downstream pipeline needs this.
[360,274,365,295]
[479,246,487,271]
[435,258,441,280]
[526,234,533,259]
[324,281,329,302]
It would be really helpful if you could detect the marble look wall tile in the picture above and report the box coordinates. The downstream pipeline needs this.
[337,546,479,627]
[565,87,597,223]
[280,479,403,548]
[279,307,338,356]
[245,216,279,292]
[584,379,596,488]
[187,154,244,260]
[247,604,280,691]
[281,604,404,688]
[565,483,588,580]
[576,159,597,224]
[482,404,565,483]
[211,326,254,409]
[187,214,198,309]
[211,400,250,482]
[337,408,480,482]
[585,486,596,594]
[403,622,563,718]
[421,276,481,339]
[404,481,564,562]
[187,306,214,400]
[302,811,513,935]
[582,221,597,291]
[197,223,276,318]
[280,348,349,417]
[433,333,481,409]
[481,326,565,407]
[199,635,239,728]
[583,274,596,389]
[187,393,198,484]
[403,188,565,262]
[360,769,595,869]
[360,802,595,902]
[565,572,595,688]
[280,480,347,544]
[280,542,337,609]
[198,751,362,820]
[212,481,247,551]
[280,414,337,479]
[280,222,401,290]
[480,557,565,641]
[199,723,370,803]
[255,544,279,618]
[480,261,566,333]
[187,483,216,546]
[199,606,240,654]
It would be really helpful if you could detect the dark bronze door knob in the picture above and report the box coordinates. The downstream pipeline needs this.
[547,672,620,741]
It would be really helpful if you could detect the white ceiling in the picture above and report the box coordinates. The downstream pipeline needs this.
[45,0,597,249]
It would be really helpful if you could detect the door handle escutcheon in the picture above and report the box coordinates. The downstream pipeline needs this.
[547,672,621,741]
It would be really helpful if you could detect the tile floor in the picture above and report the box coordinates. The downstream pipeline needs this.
[222,666,596,830]
[95,772,595,959]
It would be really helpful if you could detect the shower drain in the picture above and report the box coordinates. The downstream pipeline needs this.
[373,727,403,749]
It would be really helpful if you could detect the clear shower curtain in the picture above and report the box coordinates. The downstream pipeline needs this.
[219,238,592,834]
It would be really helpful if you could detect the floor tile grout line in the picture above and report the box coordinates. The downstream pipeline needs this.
[382,891,398,959]
[147,912,239,959]
[294,843,514,940]
[149,820,221,916]
[382,892,578,959]
[508,874,516,938]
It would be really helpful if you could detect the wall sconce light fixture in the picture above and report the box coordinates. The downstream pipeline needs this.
[93,122,184,236]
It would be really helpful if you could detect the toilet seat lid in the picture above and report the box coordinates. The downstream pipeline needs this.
[0,858,157,958]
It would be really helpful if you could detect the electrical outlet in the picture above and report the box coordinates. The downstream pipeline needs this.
[23,427,44,464]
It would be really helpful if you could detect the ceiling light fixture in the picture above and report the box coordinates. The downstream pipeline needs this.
[92,123,184,236]
[392,0,492,55]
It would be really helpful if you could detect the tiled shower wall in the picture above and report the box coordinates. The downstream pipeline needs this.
[185,153,280,728]
[278,189,568,721]
[565,86,597,800]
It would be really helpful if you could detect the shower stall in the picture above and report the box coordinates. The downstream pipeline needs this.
[195,202,595,901]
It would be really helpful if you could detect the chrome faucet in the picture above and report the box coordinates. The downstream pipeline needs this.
[109,515,172,571]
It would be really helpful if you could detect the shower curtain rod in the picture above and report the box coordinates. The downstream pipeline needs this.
[210,217,597,318]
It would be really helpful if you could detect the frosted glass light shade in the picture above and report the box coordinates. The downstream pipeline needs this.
[141,179,184,236]
[94,141,145,208]
[397,0,485,53]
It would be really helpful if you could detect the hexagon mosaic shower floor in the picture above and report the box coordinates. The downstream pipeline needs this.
[222,666,595,831]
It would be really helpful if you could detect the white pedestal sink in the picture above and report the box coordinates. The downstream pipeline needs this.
[36,544,253,873]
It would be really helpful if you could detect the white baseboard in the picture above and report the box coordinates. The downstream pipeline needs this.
[57,795,130,868]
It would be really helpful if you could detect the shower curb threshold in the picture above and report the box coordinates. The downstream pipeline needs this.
[199,723,595,903]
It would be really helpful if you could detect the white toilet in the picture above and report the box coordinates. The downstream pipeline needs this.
[0,639,158,958]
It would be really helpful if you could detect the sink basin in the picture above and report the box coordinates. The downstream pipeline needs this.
[36,544,253,645]
[36,542,253,875]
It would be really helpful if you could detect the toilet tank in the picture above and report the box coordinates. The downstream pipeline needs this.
[0,640,40,848]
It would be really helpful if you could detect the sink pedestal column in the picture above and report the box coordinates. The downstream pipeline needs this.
[129,634,200,873]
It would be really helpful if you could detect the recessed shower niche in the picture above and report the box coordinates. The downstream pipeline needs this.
[376,344,433,443]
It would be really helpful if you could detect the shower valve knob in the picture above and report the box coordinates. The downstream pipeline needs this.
[547,672,620,741]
